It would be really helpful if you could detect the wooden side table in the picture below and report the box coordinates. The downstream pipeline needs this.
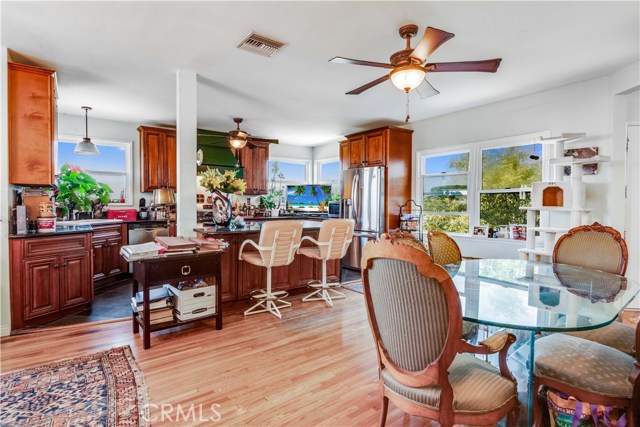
[131,251,223,349]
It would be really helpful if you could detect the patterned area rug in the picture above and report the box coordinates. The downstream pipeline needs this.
[342,281,363,294]
[1,346,148,426]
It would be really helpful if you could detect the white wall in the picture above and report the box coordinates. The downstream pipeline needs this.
[269,143,313,160]
[1,47,11,336]
[409,61,640,258]
[58,114,153,205]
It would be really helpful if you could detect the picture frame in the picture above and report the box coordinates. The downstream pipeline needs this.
[473,225,489,237]
[509,224,527,240]
[496,225,510,239]
[563,147,599,176]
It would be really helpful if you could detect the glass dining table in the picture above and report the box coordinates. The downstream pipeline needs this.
[443,259,639,427]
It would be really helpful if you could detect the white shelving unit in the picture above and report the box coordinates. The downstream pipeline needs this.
[518,133,608,262]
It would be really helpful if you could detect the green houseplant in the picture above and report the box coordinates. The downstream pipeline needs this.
[56,163,113,218]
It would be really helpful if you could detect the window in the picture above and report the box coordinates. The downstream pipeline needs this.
[267,159,310,183]
[55,136,133,205]
[422,151,470,233]
[417,132,545,234]
[315,158,340,183]
[479,143,541,226]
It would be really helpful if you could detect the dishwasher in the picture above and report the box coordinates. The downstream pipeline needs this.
[127,222,169,271]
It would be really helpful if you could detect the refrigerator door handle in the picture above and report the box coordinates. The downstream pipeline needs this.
[352,173,359,221]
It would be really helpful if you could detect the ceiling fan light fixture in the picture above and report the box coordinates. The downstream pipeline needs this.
[229,136,247,149]
[229,118,250,149]
[390,65,426,92]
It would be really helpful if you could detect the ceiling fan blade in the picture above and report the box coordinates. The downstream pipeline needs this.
[416,78,440,100]
[346,75,390,95]
[410,27,455,63]
[329,56,394,69]
[425,58,502,73]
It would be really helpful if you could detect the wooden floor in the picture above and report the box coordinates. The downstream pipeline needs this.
[1,291,509,427]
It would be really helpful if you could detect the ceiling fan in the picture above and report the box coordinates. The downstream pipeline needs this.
[329,24,502,99]
[228,117,252,149]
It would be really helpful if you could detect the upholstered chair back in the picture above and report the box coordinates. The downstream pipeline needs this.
[258,220,303,268]
[316,219,354,260]
[427,230,462,266]
[553,222,628,275]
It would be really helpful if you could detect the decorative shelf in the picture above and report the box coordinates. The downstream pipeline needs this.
[549,155,611,165]
[520,206,592,213]
[518,248,553,257]
[538,133,586,144]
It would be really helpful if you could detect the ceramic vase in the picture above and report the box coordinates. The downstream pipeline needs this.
[212,190,232,227]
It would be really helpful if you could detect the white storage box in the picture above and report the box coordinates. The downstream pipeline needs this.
[164,283,216,321]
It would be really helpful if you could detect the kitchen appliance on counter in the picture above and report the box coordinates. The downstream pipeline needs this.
[138,197,148,220]
[341,166,385,270]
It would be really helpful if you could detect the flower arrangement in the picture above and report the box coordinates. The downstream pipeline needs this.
[56,163,113,216]
[199,168,247,194]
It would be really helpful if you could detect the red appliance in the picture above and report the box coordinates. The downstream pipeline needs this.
[106,208,137,221]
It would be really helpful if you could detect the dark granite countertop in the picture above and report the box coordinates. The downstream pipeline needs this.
[9,224,94,239]
[194,220,323,235]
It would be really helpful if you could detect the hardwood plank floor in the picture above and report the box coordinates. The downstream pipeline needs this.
[1,291,498,427]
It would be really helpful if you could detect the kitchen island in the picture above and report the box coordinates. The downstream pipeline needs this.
[194,220,341,302]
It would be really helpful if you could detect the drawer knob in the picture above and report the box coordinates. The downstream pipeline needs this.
[181,265,191,276]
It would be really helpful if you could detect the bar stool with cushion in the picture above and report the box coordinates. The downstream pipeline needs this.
[299,219,354,307]
[553,222,636,356]
[239,220,303,318]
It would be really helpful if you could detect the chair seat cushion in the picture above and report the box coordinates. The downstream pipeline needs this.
[382,354,517,414]
[298,246,323,260]
[535,333,635,399]
[240,252,265,267]
[562,322,636,356]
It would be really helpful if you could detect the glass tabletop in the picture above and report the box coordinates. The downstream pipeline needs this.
[444,259,639,333]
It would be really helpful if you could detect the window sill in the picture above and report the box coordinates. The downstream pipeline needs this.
[450,234,527,246]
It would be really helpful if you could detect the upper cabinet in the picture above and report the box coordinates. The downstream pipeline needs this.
[238,139,270,195]
[344,128,390,169]
[139,126,177,192]
[8,63,56,186]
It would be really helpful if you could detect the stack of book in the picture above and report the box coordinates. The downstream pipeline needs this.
[120,242,160,261]
[188,237,228,251]
[155,236,197,255]
[131,287,174,324]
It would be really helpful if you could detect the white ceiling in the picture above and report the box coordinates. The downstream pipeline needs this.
[2,1,639,146]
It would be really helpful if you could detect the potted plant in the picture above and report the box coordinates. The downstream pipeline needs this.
[199,168,246,226]
[56,163,113,220]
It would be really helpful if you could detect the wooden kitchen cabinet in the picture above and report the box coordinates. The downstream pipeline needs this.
[10,233,93,330]
[8,63,56,186]
[342,126,413,231]
[239,140,269,195]
[92,224,127,283]
[139,126,177,192]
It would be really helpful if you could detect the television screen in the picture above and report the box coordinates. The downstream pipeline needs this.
[287,185,334,210]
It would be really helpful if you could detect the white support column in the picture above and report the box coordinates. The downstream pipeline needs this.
[176,70,198,237]
[0,47,12,336]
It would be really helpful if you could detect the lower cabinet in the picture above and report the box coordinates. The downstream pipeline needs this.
[10,233,93,330]
[92,224,127,283]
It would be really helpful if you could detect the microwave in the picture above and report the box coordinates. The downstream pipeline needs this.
[328,202,340,218]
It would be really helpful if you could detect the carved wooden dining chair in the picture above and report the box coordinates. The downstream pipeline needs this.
[554,222,636,356]
[533,322,640,427]
[427,230,462,266]
[362,233,520,427]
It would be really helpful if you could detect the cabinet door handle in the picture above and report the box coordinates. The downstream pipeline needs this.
[63,262,68,267]
[54,264,59,269]
[181,265,191,276]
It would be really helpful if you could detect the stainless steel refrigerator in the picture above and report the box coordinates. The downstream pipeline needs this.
[341,166,385,270]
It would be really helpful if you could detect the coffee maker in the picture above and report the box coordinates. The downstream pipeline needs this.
[138,198,148,220]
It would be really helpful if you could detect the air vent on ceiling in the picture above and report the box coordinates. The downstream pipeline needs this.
[236,32,285,57]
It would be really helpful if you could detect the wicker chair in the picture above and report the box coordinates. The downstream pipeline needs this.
[533,322,640,427]
[554,222,635,356]
[362,233,520,427]
[427,230,462,266]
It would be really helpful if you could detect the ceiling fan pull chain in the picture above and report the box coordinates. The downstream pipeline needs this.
[405,91,411,123]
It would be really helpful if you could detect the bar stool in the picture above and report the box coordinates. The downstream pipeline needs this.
[299,219,354,307]
[239,220,302,318]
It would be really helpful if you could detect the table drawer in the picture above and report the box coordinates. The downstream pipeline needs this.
[147,257,216,283]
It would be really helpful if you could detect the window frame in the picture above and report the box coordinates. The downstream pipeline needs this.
[314,157,340,184]
[267,157,312,185]
[54,134,134,206]
[416,131,550,235]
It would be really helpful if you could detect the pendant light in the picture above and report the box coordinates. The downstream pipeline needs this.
[74,106,100,155]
